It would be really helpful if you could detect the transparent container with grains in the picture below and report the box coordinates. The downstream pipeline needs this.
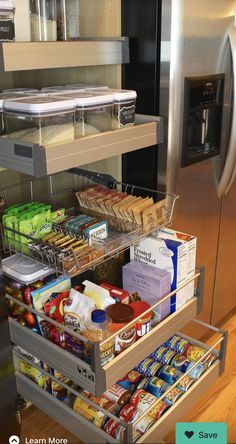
[30,0,57,41]
[57,0,79,41]
[3,95,75,146]
[0,0,15,42]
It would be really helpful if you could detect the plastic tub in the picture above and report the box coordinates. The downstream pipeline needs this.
[61,91,114,138]
[3,95,75,146]
[0,0,15,42]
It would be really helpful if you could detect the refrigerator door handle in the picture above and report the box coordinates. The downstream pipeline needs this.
[217,26,236,197]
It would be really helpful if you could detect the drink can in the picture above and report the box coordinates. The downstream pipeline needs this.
[144,377,170,397]
[164,387,183,405]
[130,389,157,413]
[158,365,183,385]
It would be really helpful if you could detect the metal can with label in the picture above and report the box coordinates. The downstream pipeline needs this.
[166,335,190,353]
[118,370,144,392]
[150,346,168,361]
[177,374,195,392]
[159,349,177,365]
[103,419,124,440]
[158,365,183,385]
[183,344,206,361]
[103,383,132,406]
[134,415,156,434]
[119,403,141,423]
[186,362,207,379]
[145,361,163,377]
[148,400,170,420]
[130,389,157,413]
[170,354,193,372]
[135,358,153,374]
[164,387,183,405]
[73,397,108,428]
[144,377,170,397]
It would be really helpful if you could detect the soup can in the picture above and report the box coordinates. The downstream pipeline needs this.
[166,335,190,354]
[150,346,168,361]
[145,361,163,377]
[130,389,157,413]
[134,415,155,434]
[170,354,193,372]
[103,419,124,440]
[148,400,170,420]
[184,344,206,361]
[186,362,207,379]
[158,349,177,365]
[136,358,153,374]
[144,377,170,397]
[164,387,183,405]
[119,404,141,423]
[201,353,217,367]
[158,365,183,385]
[177,374,195,392]
[73,397,107,428]
[118,370,144,392]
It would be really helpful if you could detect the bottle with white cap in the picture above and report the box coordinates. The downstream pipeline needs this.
[0,0,15,42]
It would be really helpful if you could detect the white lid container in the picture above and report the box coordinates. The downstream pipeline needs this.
[2,253,52,284]
[66,83,109,91]
[0,92,25,110]
[41,86,66,92]
[0,1,15,10]
[3,95,75,114]
[58,91,114,107]
[100,88,137,102]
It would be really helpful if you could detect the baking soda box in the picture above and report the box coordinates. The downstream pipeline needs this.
[130,229,196,312]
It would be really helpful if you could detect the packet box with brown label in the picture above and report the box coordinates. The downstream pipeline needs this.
[100,282,130,304]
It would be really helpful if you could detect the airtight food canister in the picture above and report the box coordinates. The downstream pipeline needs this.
[0,0,15,42]
[3,95,75,146]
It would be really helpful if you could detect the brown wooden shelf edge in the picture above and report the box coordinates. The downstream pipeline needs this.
[0,115,163,178]
[0,38,129,72]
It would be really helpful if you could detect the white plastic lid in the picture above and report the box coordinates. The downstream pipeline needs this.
[65,83,109,91]
[100,88,137,102]
[3,95,75,113]
[41,86,66,91]
[0,1,15,10]
[2,253,52,284]
[57,91,114,107]
[0,92,26,109]
[3,88,39,94]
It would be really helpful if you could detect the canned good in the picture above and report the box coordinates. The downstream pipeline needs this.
[136,358,162,377]
[136,377,149,391]
[133,430,143,443]
[170,354,192,372]
[184,344,206,361]
[150,346,168,361]
[148,400,170,420]
[201,353,217,367]
[166,335,190,354]
[136,358,153,374]
[144,377,170,397]
[119,404,141,423]
[73,397,107,428]
[177,374,195,392]
[134,415,155,434]
[103,419,124,440]
[130,389,157,413]
[158,349,177,365]
[81,390,122,416]
[158,365,183,385]
[118,370,144,392]
[187,363,207,379]
[164,387,183,405]
[103,383,132,406]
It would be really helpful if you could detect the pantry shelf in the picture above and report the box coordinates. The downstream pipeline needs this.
[0,115,163,177]
[8,271,203,396]
[0,38,129,72]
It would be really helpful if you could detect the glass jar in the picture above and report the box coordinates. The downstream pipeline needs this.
[0,0,15,42]
[3,95,75,146]
[30,0,57,41]
[57,0,79,41]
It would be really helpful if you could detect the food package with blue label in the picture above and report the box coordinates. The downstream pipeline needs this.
[158,228,197,307]
[122,260,171,321]
[130,236,189,313]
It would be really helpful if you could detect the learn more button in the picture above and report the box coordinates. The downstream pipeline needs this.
[176,422,227,444]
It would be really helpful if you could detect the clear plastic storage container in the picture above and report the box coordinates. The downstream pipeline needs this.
[3,95,75,146]
[61,91,114,138]
[0,92,27,135]
[0,0,15,42]
[57,0,79,41]
[3,88,39,94]
[30,0,57,41]
[66,84,109,91]
[110,89,137,129]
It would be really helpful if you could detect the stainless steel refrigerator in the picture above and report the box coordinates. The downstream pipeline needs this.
[122,0,236,328]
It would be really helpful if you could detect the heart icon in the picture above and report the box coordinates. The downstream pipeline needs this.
[185,431,194,439]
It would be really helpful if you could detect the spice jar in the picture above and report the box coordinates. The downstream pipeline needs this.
[0,0,15,42]
[105,304,136,355]
[30,0,57,41]
[129,301,152,339]
[57,0,79,41]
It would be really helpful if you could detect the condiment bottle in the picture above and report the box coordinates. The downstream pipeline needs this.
[83,309,115,366]
[105,304,136,355]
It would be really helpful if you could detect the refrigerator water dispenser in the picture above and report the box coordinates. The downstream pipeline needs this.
[182,74,225,167]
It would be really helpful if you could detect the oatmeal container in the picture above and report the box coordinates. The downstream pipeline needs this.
[110,89,137,129]
[3,96,75,146]
[0,0,15,42]
[62,91,114,138]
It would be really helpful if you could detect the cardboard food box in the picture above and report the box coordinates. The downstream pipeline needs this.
[122,260,171,321]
